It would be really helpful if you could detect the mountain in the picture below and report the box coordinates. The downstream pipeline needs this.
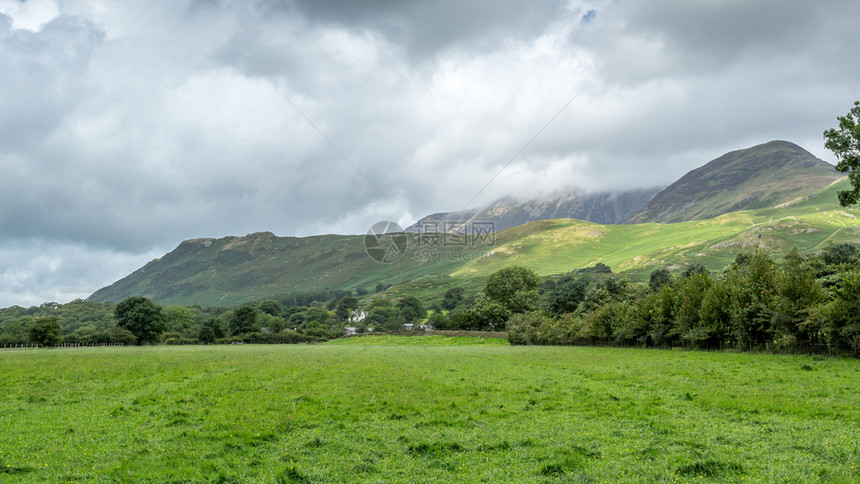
[406,187,661,234]
[89,178,859,307]
[626,140,841,224]
[87,230,493,307]
[450,176,857,279]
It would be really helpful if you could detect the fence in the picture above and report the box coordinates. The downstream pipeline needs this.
[375,330,509,339]
[0,342,127,351]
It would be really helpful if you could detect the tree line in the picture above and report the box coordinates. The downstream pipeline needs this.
[2,243,859,356]
[503,244,860,356]
[0,290,368,347]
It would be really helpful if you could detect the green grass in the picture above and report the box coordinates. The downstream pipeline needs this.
[323,335,509,346]
[1,342,858,482]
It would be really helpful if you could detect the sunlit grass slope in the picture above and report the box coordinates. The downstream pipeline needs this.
[454,178,860,280]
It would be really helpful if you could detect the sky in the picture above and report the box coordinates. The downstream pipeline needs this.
[0,0,857,307]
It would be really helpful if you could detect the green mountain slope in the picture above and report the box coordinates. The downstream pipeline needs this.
[87,231,494,307]
[627,140,841,224]
[454,177,858,280]
[90,178,859,307]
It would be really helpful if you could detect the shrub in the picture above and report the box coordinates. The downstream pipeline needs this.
[507,312,551,345]
[27,317,62,346]
[242,331,319,344]
[110,327,137,345]
[198,326,217,344]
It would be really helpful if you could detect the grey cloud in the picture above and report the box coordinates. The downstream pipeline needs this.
[270,0,569,58]
[0,239,163,308]
[0,14,103,150]
[0,0,856,306]
[581,0,860,83]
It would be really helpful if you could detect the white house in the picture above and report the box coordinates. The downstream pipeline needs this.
[348,310,368,323]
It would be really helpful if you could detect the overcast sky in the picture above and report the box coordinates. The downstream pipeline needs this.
[0,0,857,307]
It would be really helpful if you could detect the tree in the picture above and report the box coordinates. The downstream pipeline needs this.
[258,300,283,317]
[304,321,329,339]
[649,268,673,292]
[576,262,612,274]
[472,297,511,331]
[201,316,225,339]
[375,283,391,293]
[114,297,166,345]
[441,287,464,310]
[672,272,713,345]
[484,266,540,314]
[260,313,286,333]
[427,310,448,330]
[681,263,708,279]
[365,305,404,331]
[397,296,425,323]
[544,279,588,316]
[725,251,778,349]
[821,242,858,266]
[771,247,825,350]
[824,101,860,206]
[507,311,554,345]
[27,317,62,346]
[164,305,195,332]
[198,325,217,344]
[335,296,359,320]
[698,279,733,349]
[230,304,258,336]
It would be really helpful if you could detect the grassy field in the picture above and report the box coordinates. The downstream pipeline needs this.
[1,338,858,483]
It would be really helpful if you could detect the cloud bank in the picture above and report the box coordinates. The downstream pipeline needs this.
[0,0,856,306]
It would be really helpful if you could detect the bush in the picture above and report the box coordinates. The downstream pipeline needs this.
[162,332,198,345]
[0,333,26,346]
[198,326,217,344]
[242,331,320,344]
[507,312,554,345]
[576,262,612,274]
[110,327,137,345]
[65,328,111,345]
[27,317,62,346]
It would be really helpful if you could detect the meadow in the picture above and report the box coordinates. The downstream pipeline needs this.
[1,337,858,483]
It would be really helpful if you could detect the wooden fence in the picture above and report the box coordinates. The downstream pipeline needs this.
[0,342,127,351]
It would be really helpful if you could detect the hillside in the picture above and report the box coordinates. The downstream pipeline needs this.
[87,231,494,307]
[453,177,858,280]
[627,140,841,224]
[89,178,859,307]
[406,187,661,233]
